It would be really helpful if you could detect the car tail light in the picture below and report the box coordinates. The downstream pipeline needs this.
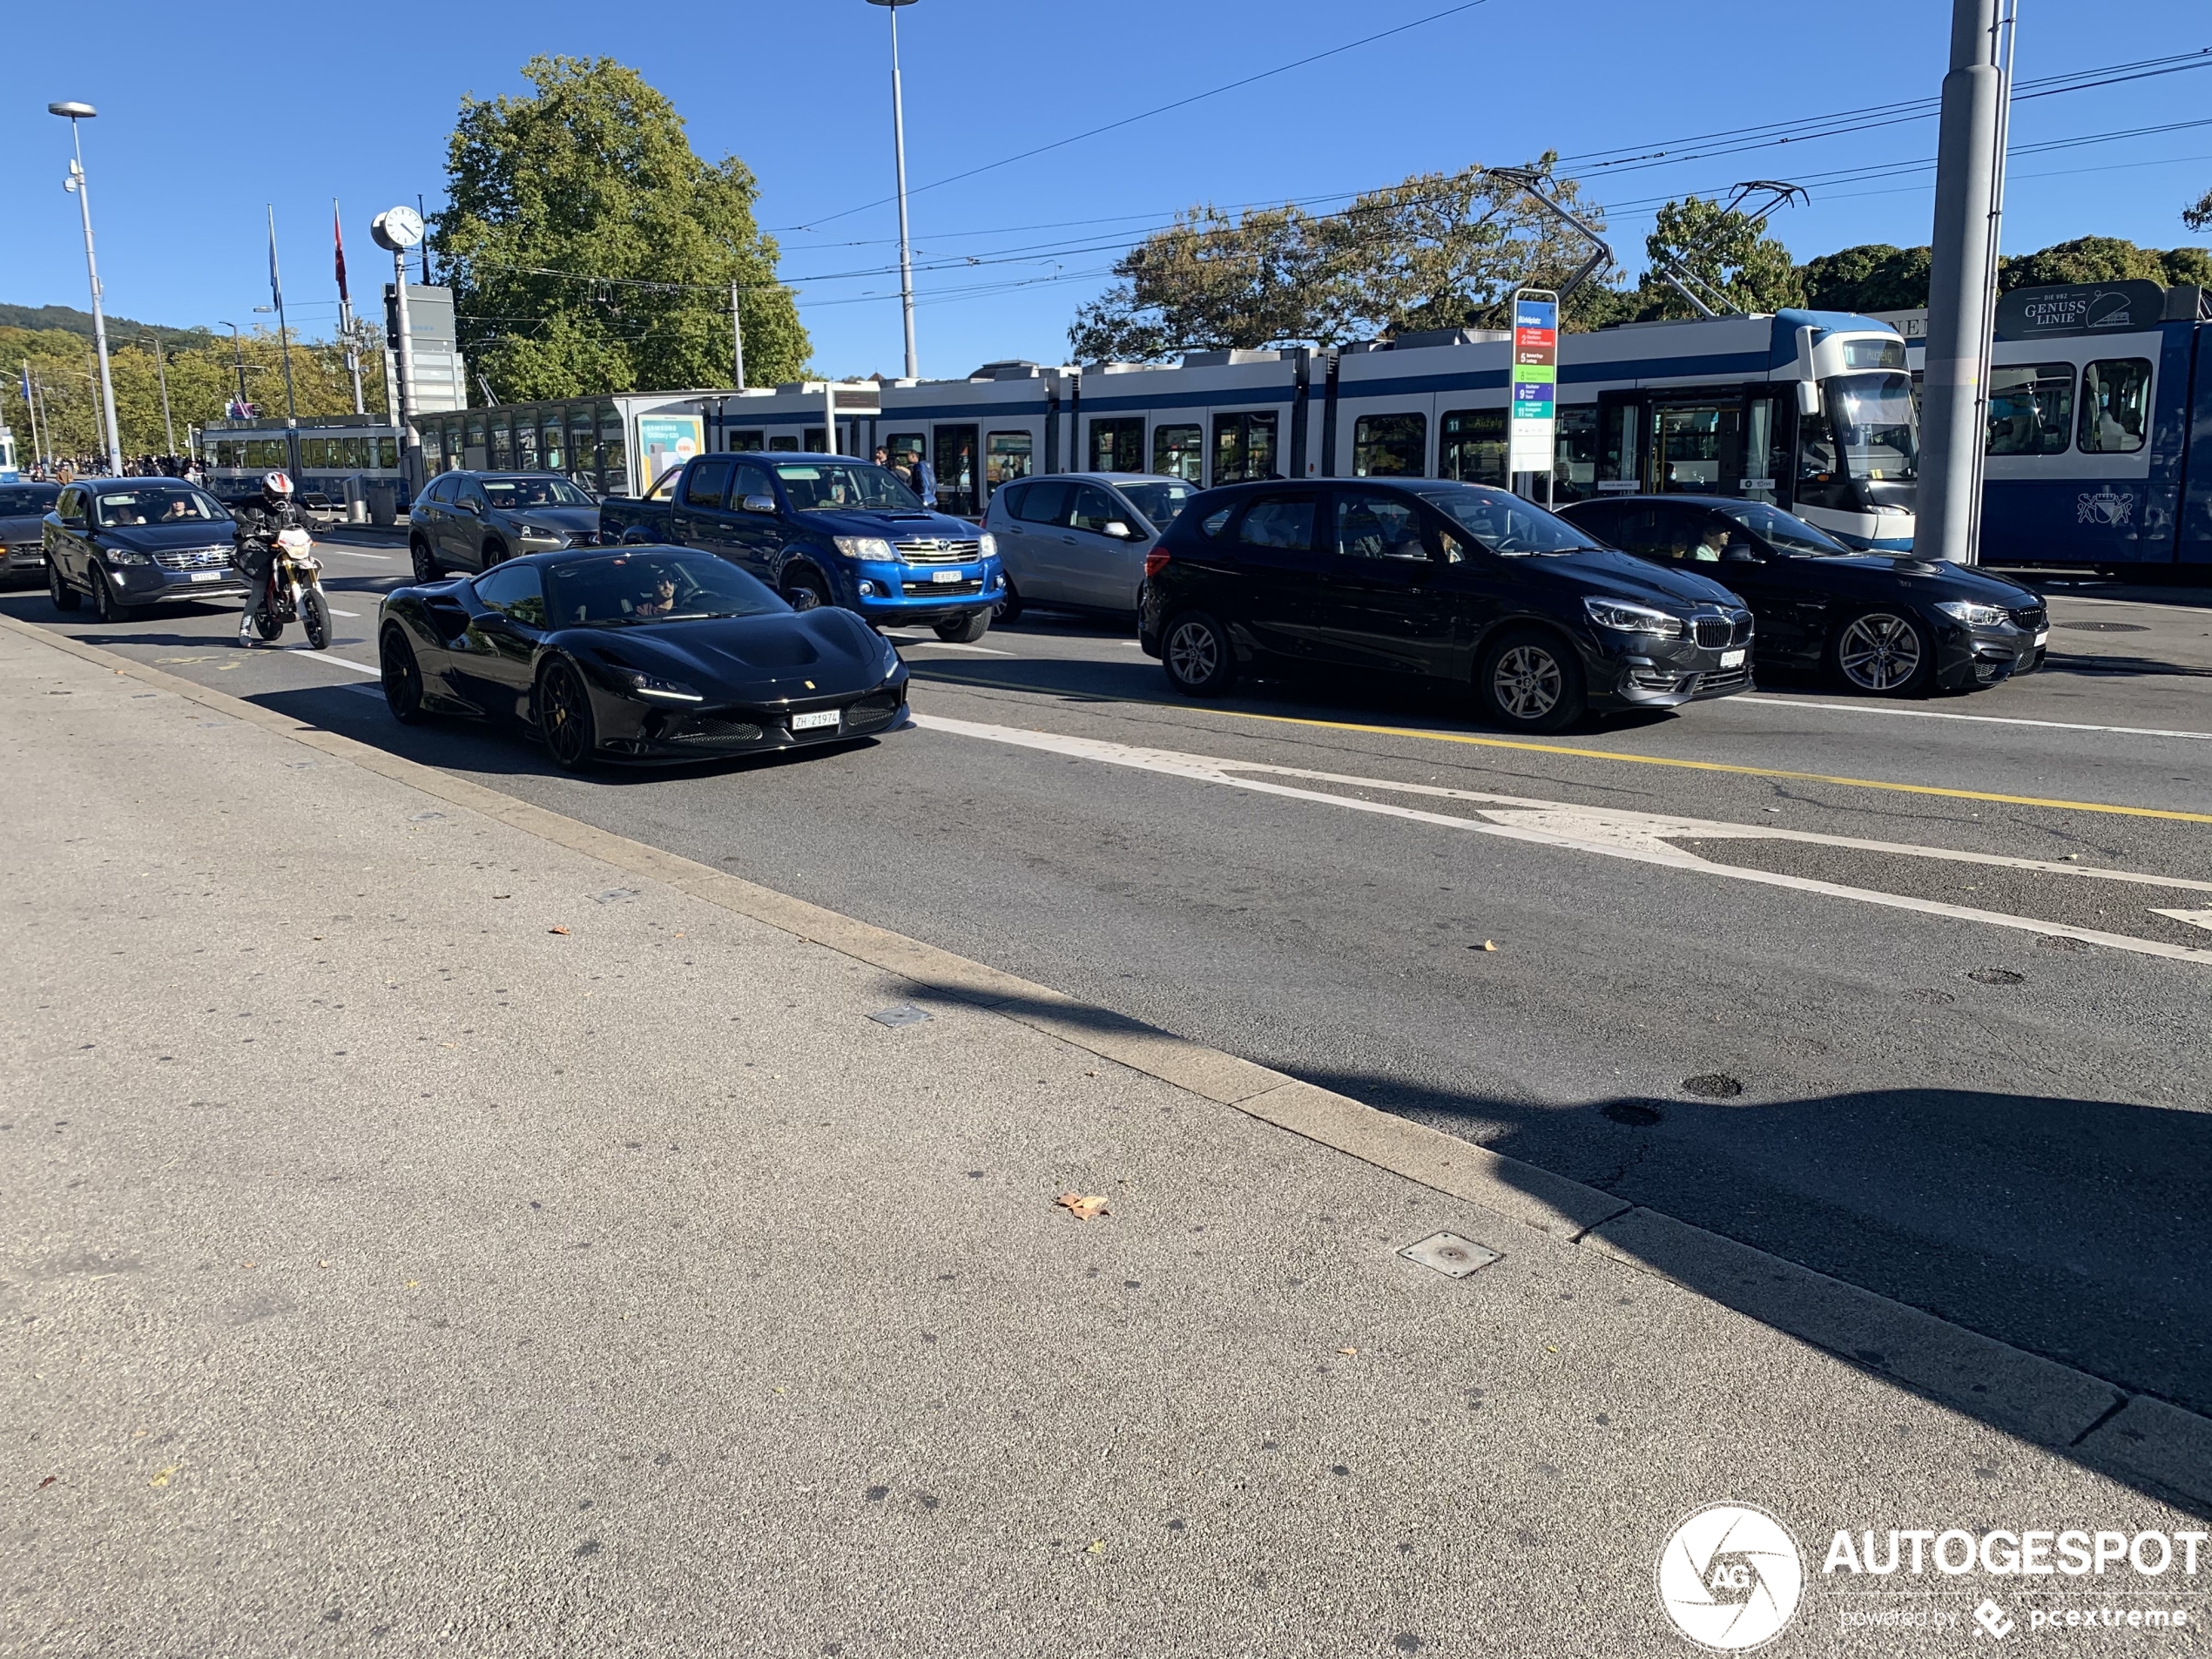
[1143,549,1170,580]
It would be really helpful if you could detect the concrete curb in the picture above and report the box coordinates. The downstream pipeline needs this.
[10,609,2209,1509]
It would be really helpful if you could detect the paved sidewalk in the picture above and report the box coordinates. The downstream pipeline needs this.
[2,626,2203,1657]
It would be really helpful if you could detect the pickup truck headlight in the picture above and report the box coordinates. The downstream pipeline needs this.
[835,536,895,561]
[610,667,705,703]
[1583,597,1685,637]
[1936,600,2009,627]
[978,531,997,559]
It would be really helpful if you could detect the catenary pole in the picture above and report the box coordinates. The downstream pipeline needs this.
[49,104,122,469]
[146,333,174,455]
[866,0,921,380]
[1917,0,2013,564]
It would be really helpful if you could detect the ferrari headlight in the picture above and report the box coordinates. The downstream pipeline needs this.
[1583,597,1685,637]
[611,667,705,703]
[835,536,895,561]
[1936,600,2008,627]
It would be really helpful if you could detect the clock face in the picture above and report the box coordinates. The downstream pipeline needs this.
[377,206,424,248]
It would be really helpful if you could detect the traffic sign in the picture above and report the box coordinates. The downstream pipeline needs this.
[1508,288,1558,476]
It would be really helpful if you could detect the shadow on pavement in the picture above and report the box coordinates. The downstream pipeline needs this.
[893,974,2212,1513]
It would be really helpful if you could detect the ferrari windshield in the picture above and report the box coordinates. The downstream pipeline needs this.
[94,485,225,527]
[1416,484,1604,556]
[483,476,594,510]
[774,462,923,512]
[546,551,788,626]
[1711,501,1851,556]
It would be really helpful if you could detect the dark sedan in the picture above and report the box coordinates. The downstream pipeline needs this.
[3,482,62,584]
[409,470,602,582]
[377,545,910,771]
[1137,478,1754,732]
[44,480,247,621]
[1558,496,2047,695]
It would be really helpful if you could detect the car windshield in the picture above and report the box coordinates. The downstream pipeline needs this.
[1416,485,1602,556]
[482,477,594,510]
[93,485,223,527]
[1827,371,1919,483]
[1119,480,1196,533]
[0,486,61,515]
[545,551,789,627]
[1711,501,1851,556]
[775,462,923,512]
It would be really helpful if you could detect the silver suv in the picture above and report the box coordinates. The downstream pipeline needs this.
[409,470,600,581]
[981,472,1196,625]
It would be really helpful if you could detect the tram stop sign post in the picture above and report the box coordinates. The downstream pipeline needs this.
[1509,288,1559,503]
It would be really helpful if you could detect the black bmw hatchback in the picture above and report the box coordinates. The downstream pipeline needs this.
[1136,479,1755,732]
[1557,495,2047,696]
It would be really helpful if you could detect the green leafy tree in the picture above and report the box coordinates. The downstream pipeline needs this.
[1068,202,1338,361]
[432,56,806,400]
[1997,235,2168,291]
[2183,185,2211,233]
[1635,197,1804,320]
[1799,244,1932,312]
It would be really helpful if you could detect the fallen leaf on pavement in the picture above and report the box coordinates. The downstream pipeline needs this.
[1055,1193,1109,1222]
[1085,1540,1107,1555]
[549,926,570,935]
[1338,1345,1359,1357]
[149,1463,183,1488]
[38,1475,57,1489]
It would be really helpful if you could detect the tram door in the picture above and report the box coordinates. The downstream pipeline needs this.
[1596,388,1780,501]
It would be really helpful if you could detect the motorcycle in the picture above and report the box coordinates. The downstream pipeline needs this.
[244,525,333,650]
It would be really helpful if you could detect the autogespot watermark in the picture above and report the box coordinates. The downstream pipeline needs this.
[1659,1509,2208,1648]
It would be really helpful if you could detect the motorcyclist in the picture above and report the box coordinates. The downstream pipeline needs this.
[233,470,304,645]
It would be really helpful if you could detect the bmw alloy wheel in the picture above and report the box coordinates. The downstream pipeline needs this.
[1166,619,1218,685]
[1492,644,1563,719]
[1836,611,1925,693]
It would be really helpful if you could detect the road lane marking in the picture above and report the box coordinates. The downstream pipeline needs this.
[881,631,1015,657]
[318,549,395,562]
[278,648,379,675]
[1735,695,2212,743]
[327,607,361,617]
[915,711,2212,968]
[1135,704,2212,826]
[2151,907,2212,932]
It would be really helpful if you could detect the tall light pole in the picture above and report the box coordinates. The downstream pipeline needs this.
[1917,0,2015,564]
[866,0,921,380]
[143,332,174,455]
[49,102,122,469]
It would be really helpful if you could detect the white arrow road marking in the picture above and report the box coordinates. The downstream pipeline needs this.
[2149,907,2212,933]
[914,712,2212,968]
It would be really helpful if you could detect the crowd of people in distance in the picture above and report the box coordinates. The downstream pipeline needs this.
[17,453,205,484]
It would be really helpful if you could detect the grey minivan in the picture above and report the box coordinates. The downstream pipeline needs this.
[981,472,1197,624]
[408,470,600,582]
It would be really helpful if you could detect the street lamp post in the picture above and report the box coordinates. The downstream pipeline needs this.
[143,332,174,455]
[49,102,122,469]
[865,0,921,381]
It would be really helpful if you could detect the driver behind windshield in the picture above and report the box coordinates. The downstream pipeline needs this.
[632,574,681,617]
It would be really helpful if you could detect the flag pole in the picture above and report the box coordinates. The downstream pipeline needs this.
[267,206,300,480]
[334,199,365,416]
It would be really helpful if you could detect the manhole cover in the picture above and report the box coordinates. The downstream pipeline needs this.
[1967,968,2026,985]
[1399,1232,1501,1279]
[1682,1074,1743,1100]
[867,1005,931,1028]
[1602,1102,1663,1128]
[2054,620,2148,633]
[590,887,640,905]
[2035,934,2091,953]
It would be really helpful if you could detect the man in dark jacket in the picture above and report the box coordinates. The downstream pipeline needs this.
[233,470,304,645]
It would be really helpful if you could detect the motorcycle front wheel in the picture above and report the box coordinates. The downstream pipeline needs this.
[300,585,331,651]
[253,603,285,641]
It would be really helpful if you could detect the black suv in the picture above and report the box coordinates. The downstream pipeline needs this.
[1136,479,1754,731]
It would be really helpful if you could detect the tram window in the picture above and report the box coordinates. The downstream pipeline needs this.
[1213,412,1278,483]
[489,419,514,471]
[1088,418,1143,475]
[1743,399,1781,502]
[768,435,800,452]
[542,421,565,473]
[883,433,926,482]
[1152,423,1203,481]
[1353,414,1426,478]
[1986,364,2074,455]
[805,428,827,452]
[246,439,288,468]
[935,425,980,516]
[1440,409,1507,487]
[1553,407,1601,502]
[728,430,765,452]
[1654,403,1743,493]
[985,431,1033,496]
[216,440,245,469]
[2079,360,2151,454]
[1601,404,1642,489]
[516,421,540,471]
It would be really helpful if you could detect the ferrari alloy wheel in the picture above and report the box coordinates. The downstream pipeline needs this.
[381,626,428,725]
[539,660,598,772]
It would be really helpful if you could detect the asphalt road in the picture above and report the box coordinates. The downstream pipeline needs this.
[11,543,2212,1429]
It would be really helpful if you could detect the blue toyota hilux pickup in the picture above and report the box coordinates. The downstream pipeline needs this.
[597,451,1005,642]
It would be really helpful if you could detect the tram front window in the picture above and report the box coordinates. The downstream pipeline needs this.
[1825,372,1918,484]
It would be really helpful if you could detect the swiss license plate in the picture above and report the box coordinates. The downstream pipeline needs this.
[188,570,223,583]
[929,569,961,583]
[1720,648,1746,668]
[791,709,840,732]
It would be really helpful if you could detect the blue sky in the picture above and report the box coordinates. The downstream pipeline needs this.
[5,1,2209,381]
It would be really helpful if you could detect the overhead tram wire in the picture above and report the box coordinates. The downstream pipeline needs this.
[768,0,1497,235]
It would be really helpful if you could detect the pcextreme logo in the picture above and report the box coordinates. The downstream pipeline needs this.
[1657,1504,1807,1651]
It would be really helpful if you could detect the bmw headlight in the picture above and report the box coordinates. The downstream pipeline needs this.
[978,531,997,559]
[1936,600,2009,627]
[1583,597,1685,637]
[835,536,895,561]
[611,667,705,703]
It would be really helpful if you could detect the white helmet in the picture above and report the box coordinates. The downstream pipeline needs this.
[260,470,294,502]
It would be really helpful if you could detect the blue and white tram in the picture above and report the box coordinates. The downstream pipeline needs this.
[690,311,1922,546]
[1898,280,2212,569]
